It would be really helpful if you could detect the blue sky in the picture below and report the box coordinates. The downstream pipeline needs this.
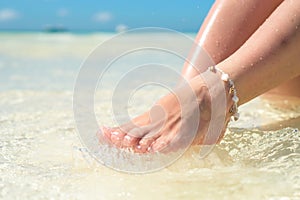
[0,0,214,32]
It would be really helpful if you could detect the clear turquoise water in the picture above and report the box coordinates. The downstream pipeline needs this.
[0,33,300,199]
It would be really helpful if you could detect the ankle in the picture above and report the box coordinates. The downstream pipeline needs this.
[207,66,240,121]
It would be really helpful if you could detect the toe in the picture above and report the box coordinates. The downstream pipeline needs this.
[125,127,147,149]
[110,129,126,147]
[151,135,172,153]
[97,127,111,144]
[137,129,161,153]
[99,126,114,143]
[138,137,155,153]
[123,135,139,148]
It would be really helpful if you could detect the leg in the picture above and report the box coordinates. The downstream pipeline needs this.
[100,0,300,153]
[184,0,300,98]
[218,0,300,104]
[265,76,300,97]
[182,0,284,79]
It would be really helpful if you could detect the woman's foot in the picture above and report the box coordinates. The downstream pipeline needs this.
[100,74,231,153]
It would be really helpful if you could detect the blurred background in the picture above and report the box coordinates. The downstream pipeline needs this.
[0,0,214,33]
[0,0,214,91]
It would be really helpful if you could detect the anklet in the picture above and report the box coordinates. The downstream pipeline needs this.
[208,66,240,121]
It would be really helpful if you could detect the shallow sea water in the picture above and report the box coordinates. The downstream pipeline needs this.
[1,33,300,200]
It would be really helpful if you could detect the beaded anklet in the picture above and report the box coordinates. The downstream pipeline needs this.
[208,66,240,121]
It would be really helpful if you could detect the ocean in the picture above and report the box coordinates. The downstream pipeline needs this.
[1,32,300,199]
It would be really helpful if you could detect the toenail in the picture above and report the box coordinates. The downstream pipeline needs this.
[147,146,152,152]
[111,134,120,141]
[124,135,131,141]
[124,135,131,140]
[111,131,119,136]
[139,140,146,145]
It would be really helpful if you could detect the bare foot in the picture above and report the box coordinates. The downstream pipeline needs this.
[100,73,232,153]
